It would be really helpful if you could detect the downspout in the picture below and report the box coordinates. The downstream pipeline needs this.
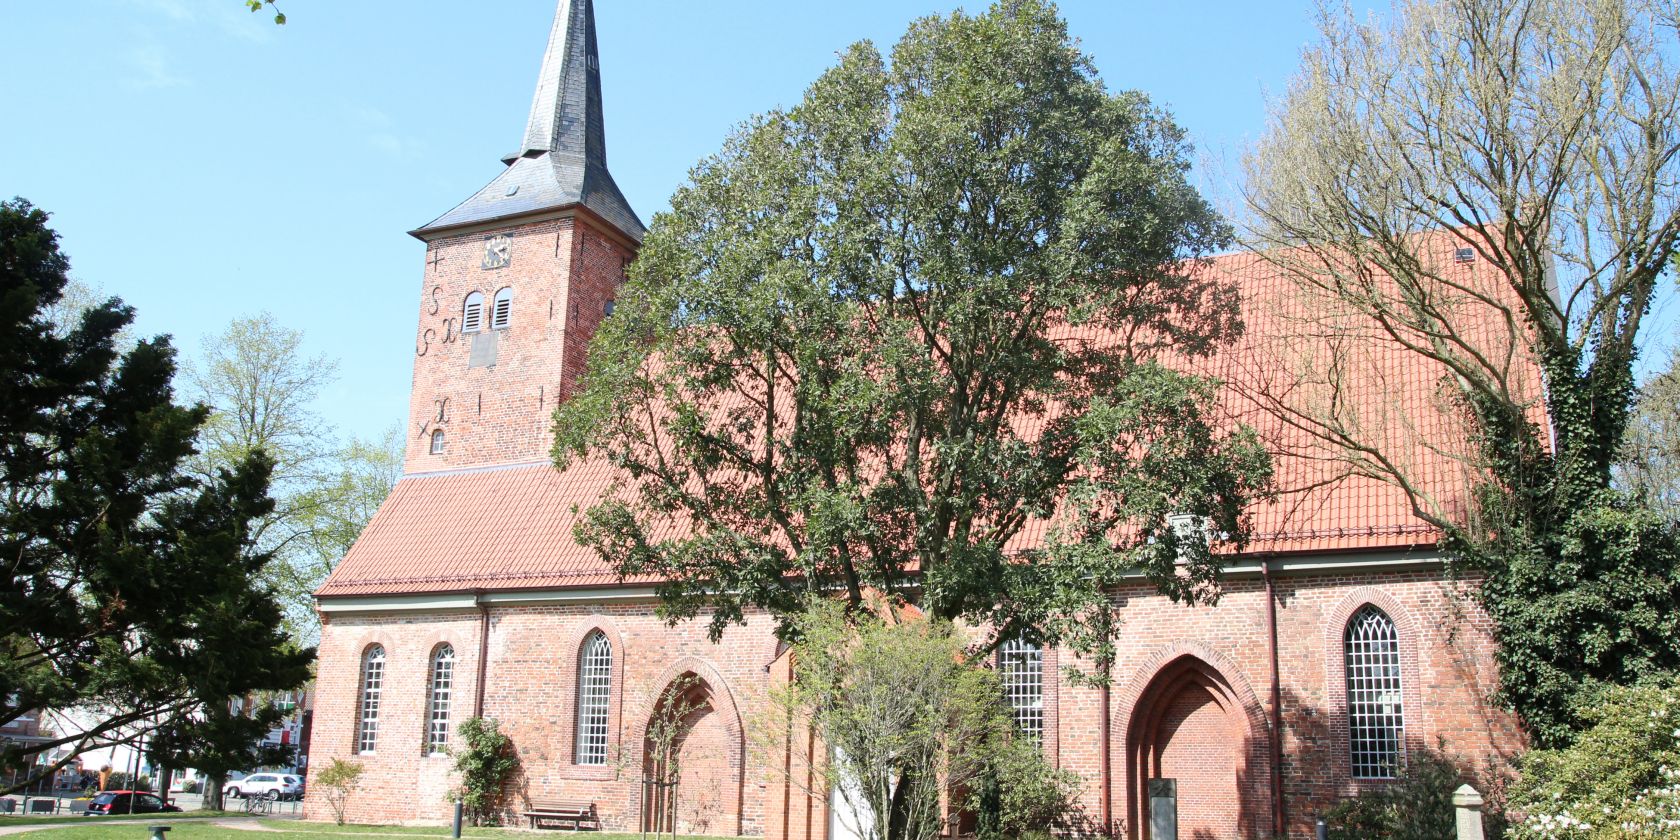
[474,590,490,718]
[1100,677,1112,835]
[1100,602,1115,836]
[1262,558,1285,836]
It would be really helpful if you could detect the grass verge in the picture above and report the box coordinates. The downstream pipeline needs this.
[0,819,739,840]
[0,812,230,825]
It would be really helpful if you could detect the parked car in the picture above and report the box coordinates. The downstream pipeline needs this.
[224,773,304,801]
[83,791,180,815]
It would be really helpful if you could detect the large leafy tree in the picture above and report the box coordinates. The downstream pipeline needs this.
[1244,0,1680,744]
[0,198,312,791]
[555,0,1270,664]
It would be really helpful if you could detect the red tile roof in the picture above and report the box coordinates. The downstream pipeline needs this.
[318,241,1539,598]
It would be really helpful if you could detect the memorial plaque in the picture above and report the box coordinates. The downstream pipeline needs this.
[1148,778,1177,840]
[468,330,499,368]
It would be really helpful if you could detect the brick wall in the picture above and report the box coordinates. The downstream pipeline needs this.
[308,568,1523,839]
[1056,570,1524,839]
[1154,687,1240,835]
[403,214,632,473]
[307,603,778,830]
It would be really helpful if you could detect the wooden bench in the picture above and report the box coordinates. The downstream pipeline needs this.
[523,800,598,831]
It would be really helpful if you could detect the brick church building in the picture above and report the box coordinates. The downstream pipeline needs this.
[305,2,1526,837]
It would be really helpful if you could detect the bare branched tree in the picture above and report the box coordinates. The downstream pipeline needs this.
[1246,0,1680,521]
[1244,0,1680,744]
[187,316,401,642]
[1618,347,1680,517]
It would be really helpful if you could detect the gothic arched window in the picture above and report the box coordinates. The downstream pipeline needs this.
[998,635,1044,740]
[574,630,612,765]
[429,429,445,455]
[356,644,386,755]
[462,291,485,334]
[425,644,455,756]
[1345,605,1404,778]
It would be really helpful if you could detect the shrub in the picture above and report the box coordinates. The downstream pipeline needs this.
[779,600,1028,840]
[314,758,365,826]
[179,778,200,794]
[450,717,519,826]
[1507,683,1680,839]
[972,735,1081,840]
[102,772,150,792]
[1325,748,1465,840]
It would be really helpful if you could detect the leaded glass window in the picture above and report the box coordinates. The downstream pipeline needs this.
[575,631,612,765]
[356,645,385,755]
[1345,606,1404,778]
[426,644,455,755]
[999,635,1044,739]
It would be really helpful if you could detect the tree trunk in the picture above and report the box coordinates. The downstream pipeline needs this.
[887,769,913,840]
[204,773,225,811]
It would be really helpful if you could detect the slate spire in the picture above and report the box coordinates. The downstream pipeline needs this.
[517,0,607,168]
[412,0,645,242]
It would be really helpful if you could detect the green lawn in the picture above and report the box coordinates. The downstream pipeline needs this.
[0,812,231,825]
[256,824,736,840]
[0,818,737,840]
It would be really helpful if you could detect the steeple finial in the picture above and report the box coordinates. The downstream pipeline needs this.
[519,0,606,167]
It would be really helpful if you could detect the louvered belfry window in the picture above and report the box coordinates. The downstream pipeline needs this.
[999,635,1044,739]
[356,645,386,755]
[575,631,612,765]
[462,291,485,334]
[426,644,455,755]
[491,287,513,330]
[1345,606,1404,778]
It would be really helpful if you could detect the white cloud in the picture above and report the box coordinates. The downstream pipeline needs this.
[124,43,187,89]
[352,108,427,159]
[121,0,274,44]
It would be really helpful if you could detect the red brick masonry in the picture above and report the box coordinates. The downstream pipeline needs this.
[308,566,1522,839]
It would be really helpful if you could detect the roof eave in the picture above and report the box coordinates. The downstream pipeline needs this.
[408,200,643,249]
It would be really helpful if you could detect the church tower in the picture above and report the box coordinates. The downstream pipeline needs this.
[403,0,642,473]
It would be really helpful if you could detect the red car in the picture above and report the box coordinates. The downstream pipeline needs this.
[83,791,180,815]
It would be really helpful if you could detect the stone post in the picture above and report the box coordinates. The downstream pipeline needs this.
[1453,784,1485,840]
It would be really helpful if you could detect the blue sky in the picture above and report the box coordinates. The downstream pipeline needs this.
[4,0,1381,447]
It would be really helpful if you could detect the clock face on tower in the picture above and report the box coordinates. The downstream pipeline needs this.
[482,234,512,269]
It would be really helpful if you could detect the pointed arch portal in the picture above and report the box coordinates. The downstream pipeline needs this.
[638,666,745,837]
[1123,653,1272,839]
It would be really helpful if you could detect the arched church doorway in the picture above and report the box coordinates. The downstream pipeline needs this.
[1124,654,1266,839]
[641,673,741,836]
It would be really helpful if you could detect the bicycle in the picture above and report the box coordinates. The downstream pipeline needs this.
[241,790,279,816]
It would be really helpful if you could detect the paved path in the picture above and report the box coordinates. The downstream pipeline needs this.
[210,820,280,833]
[0,824,80,837]
[211,822,474,838]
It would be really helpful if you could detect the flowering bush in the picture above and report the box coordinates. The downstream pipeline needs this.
[1508,684,1680,839]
